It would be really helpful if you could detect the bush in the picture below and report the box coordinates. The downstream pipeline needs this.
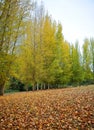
[6,77,25,92]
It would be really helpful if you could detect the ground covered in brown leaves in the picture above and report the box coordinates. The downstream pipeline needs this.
[0,86,94,130]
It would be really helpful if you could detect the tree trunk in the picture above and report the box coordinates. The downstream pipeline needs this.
[36,83,39,91]
[25,84,28,91]
[93,56,94,79]
[57,84,59,88]
[32,84,35,91]
[0,85,4,96]
[44,83,46,90]
[0,76,5,95]
[40,84,42,90]
[48,83,50,89]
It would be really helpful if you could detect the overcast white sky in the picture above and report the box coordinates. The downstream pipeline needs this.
[38,0,94,46]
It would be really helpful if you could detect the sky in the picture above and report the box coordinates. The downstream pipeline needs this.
[38,0,94,46]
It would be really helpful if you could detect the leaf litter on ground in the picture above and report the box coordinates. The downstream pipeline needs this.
[0,85,94,130]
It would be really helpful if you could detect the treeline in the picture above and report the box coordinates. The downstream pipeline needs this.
[0,1,94,95]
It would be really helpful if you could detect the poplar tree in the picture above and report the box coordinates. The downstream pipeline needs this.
[90,38,94,80]
[0,0,32,95]
[70,42,83,86]
[61,41,72,85]
[82,39,92,82]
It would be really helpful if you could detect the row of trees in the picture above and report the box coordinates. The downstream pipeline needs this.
[0,1,94,95]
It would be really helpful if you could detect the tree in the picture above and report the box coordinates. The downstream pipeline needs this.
[15,1,46,91]
[0,0,32,95]
[82,39,92,82]
[54,23,64,86]
[61,41,72,85]
[70,42,83,86]
[41,14,57,88]
[90,38,94,80]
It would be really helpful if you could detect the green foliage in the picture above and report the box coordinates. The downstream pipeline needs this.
[70,43,84,85]
[0,0,32,95]
[82,39,92,81]
[90,38,94,79]
[5,77,25,93]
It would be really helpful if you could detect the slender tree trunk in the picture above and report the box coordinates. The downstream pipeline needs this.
[48,83,50,89]
[11,15,23,55]
[44,83,46,90]
[93,55,94,80]
[57,84,59,88]
[26,85,28,91]
[32,84,35,91]
[36,83,39,91]
[0,1,11,51]
[41,84,42,90]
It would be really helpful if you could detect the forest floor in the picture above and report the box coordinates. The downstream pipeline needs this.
[0,85,94,130]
